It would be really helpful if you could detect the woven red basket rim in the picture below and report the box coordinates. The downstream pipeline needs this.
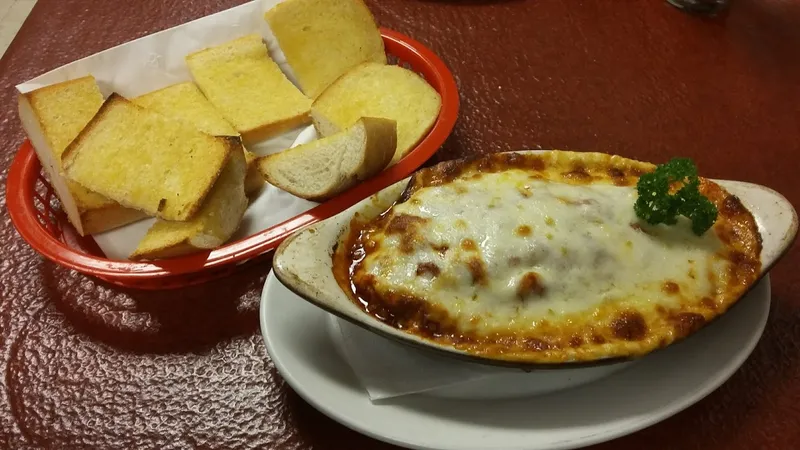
[6,28,459,284]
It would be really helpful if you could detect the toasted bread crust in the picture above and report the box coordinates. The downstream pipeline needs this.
[265,0,386,99]
[132,82,264,196]
[311,62,441,164]
[61,93,122,166]
[186,34,311,143]
[176,135,239,220]
[130,240,197,260]
[22,81,144,236]
[130,146,247,260]
[62,94,236,221]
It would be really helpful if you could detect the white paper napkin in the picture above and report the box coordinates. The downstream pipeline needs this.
[329,316,500,402]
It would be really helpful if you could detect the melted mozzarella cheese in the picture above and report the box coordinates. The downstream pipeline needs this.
[361,169,728,332]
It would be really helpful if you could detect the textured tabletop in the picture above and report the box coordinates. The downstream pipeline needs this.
[1,0,799,448]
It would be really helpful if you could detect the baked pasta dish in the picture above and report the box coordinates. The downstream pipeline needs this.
[332,150,762,363]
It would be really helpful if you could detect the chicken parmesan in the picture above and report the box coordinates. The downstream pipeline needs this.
[332,151,762,363]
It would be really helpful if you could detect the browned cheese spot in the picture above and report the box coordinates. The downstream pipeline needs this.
[591,333,607,344]
[728,251,760,284]
[461,239,478,251]
[672,312,706,337]
[662,281,680,295]
[569,335,584,348]
[494,334,515,349]
[610,311,648,341]
[701,297,717,310]
[359,240,378,256]
[415,262,441,277]
[400,236,419,254]
[608,167,630,186]
[385,214,429,254]
[435,160,465,184]
[523,337,551,351]
[385,214,429,234]
[467,257,488,286]
[431,243,450,256]
[475,156,497,172]
[530,157,545,171]
[720,195,747,217]
[515,225,532,237]
[563,166,591,181]
[501,152,528,168]
[716,219,744,246]
[517,272,545,299]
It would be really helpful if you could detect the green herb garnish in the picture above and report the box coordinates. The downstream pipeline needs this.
[634,158,718,236]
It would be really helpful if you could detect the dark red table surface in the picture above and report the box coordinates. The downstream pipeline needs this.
[2,0,800,448]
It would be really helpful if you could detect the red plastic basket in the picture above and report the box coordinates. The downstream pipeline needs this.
[6,28,459,290]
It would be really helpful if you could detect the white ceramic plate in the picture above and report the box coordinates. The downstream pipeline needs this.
[260,270,770,450]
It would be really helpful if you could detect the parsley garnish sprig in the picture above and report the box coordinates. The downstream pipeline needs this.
[634,158,718,236]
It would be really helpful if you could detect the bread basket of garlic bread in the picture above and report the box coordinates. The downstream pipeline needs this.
[6,0,458,289]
